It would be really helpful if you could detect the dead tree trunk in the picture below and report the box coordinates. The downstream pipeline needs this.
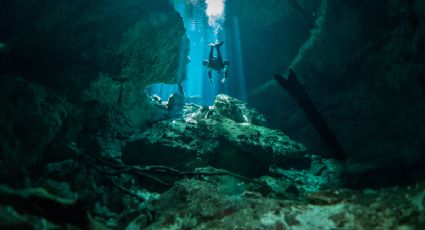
[273,69,346,160]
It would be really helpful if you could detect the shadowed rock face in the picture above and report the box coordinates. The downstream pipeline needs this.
[1,0,188,95]
[0,76,71,186]
[233,0,425,186]
[0,0,188,182]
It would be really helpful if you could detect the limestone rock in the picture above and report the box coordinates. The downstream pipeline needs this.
[2,0,188,132]
[122,95,306,177]
[214,94,267,126]
[144,179,425,230]
[165,93,185,115]
[257,176,299,198]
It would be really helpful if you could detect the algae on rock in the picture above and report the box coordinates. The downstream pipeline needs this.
[123,94,307,177]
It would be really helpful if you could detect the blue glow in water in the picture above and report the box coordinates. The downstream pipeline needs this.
[228,16,247,101]
[147,0,246,106]
[147,83,178,101]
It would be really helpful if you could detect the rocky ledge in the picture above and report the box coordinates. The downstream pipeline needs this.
[123,94,312,177]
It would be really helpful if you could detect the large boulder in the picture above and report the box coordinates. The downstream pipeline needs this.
[122,95,307,177]
[214,94,266,126]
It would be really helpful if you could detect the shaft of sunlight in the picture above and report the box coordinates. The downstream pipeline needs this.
[148,0,247,106]
[205,0,226,37]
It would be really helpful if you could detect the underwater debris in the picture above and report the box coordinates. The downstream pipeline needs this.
[274,70,346,160]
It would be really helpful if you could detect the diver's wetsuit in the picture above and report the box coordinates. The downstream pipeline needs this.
[205,41,229,83]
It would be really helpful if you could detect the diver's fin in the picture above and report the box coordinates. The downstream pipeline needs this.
[215,41,224,48]
[208,41,224,47]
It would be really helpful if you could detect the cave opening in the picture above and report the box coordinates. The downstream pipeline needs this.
[146,0,247,105]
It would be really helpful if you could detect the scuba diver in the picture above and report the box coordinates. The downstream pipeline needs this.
[202,41,229,83]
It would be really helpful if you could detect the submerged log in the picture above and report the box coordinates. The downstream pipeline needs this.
[273,69,346,160]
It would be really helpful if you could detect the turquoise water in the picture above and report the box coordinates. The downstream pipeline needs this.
[147,0,246,105]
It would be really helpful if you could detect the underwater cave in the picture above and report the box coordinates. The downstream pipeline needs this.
[1,0,425,229]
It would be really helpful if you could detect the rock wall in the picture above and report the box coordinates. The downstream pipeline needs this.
[0,0,187,181]
[239,0,425,184]
[0,76,71,186]
[1,0,188,92]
